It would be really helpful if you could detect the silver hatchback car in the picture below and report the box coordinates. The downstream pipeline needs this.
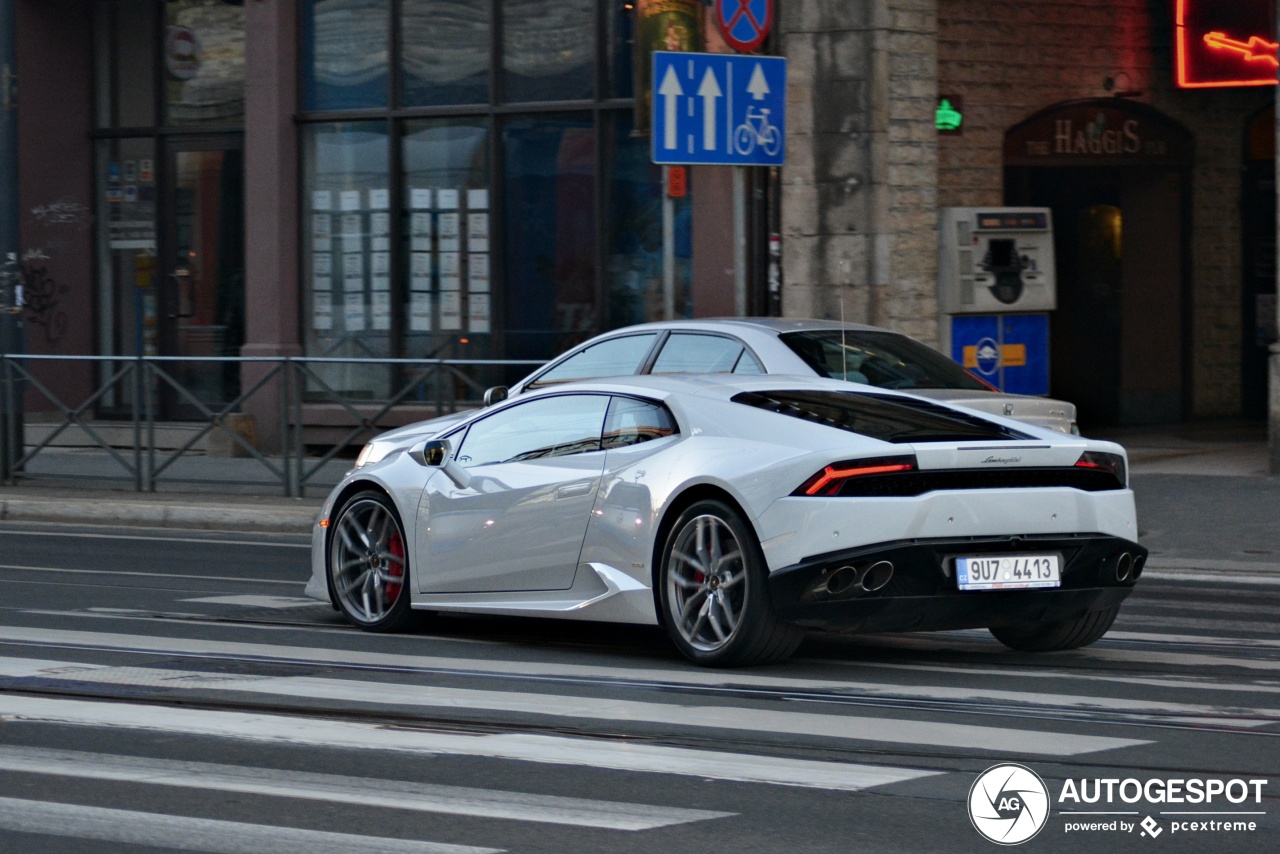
[356,318,1077,468]
[494,318,1077,434]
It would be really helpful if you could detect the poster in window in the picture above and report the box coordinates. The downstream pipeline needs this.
[468,252,490,292]
[340,190,362,212]
[411,251,432,291]
[438,212,460,252]
[343,291,366,331]
[371,251,390,291]
[466,188,489,210]
[439,291,462,330]
[312,190,333,211]
[439,252,460,291]
[368,188,389,210]
[312,213,332,240]
[341,212,362,253]
[410,292,433,331]
[468,292,491,333]
[343,252,364,292]
[411,212,432,251]
[371,291,392,331]
[313,252,332,291]
[411,188,433,210]
[437,189,459,210]
[313,291,333,330]
[370,211,390,252]
[467,213,489,253]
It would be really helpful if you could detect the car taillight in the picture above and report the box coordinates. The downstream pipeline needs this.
[796,455,918,496]
[1074,451,1126,486]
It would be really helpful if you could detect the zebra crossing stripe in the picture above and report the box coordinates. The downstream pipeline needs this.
[0,745,734,831]
[0,656,1149,756]
[0,694,939,793]
[0,795,498,854]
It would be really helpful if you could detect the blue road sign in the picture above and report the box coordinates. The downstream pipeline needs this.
[651,51,786,167]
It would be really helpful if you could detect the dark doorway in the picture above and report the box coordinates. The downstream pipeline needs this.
[160,136,245,419]
[1005,100,1192,431]
[1242,107,1276,420]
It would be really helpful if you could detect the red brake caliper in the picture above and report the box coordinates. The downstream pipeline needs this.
[386,531,405,602]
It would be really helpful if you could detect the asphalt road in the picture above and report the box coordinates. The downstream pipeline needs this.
[0,521,1276,853]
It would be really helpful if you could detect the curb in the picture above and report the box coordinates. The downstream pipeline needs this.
[0,497,318,535]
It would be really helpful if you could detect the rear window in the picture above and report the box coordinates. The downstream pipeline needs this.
[732,390,1032,443]
[528,333,659,387]
[779,330,990,391]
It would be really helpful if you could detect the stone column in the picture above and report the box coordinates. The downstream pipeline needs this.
[241,0,300,456]
[777,1,939,344]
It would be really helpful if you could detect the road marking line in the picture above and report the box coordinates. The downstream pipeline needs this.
[0,745,731,830]
[0,656,1149,756]
[0,695,939,792]
[0,564,299,586]
[0,528,310,548]
[0,795,496,854]
[0,627,1264,721]
[181,595,320,609]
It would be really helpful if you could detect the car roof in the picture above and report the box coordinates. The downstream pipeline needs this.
[598,317,895,337]
[514,371,893,403]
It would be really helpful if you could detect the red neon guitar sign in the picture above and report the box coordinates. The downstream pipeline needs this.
[1176,0,1277,88]
[1202,31,1279,67]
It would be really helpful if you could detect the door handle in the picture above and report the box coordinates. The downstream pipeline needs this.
[555,482,593,500]
[168,269,195,319]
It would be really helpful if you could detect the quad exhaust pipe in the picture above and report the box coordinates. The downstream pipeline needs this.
[823,561,896,597]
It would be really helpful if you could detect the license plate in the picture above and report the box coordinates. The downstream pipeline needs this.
[956,554,1060,591]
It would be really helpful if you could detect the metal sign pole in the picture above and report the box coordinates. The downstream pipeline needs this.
[662,166,675,320]
[0,0,22,481]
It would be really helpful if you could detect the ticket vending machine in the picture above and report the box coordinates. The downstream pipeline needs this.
[938,207,1057,395]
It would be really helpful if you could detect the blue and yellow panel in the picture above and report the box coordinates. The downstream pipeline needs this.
[950,314,1049,396]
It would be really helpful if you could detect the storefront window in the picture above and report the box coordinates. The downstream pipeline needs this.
[502,115,596,360]
[606,0,635,99]
[400,1,490,107]
[301,0,390,111]
[401,119,491,359]
[302,123,392,398]
[502,0,595,102]
[606,113,676,327]
[162,0,246,126]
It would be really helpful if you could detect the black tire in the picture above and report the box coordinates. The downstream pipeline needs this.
[657,499,803,667]
[989,605,1120,652]
[328,490,416,633]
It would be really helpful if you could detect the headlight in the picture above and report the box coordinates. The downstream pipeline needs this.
[355,441,395,468]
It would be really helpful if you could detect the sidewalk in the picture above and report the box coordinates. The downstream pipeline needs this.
[0,424,1275,577]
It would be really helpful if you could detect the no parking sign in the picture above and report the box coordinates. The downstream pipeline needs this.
[715,0,773,53]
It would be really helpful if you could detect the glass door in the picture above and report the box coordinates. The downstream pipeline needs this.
[160,136,245,419]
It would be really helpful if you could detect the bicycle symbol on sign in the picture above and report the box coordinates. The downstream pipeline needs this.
[734,106,781,157]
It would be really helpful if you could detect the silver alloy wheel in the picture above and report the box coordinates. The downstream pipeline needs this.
[666,513,747,652]
[330,496,408,625]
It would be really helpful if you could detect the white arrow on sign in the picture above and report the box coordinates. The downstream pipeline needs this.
[747,63,770,100]
[697,68,722,151]
[658,66,684,150]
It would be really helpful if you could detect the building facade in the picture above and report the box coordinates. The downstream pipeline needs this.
[9,0,1279,445]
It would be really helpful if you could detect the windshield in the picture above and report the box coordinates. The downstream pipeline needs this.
[778,330,990,391]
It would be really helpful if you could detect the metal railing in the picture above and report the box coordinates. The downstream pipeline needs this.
[0,353,543,496]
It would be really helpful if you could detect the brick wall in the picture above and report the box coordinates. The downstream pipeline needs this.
[779,1,940,344]
[937,0,1272,417]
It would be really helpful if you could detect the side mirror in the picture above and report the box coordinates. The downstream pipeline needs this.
[411,438,471,489]
[483,386,508,407]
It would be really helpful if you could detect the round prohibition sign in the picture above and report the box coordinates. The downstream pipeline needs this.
[715,0,774,53]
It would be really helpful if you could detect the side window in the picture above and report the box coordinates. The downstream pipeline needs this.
[651,333,747,374]
[456,395,610,466]
[602,396,678,450]
[528,333,659,387]
[733,350,764,374]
